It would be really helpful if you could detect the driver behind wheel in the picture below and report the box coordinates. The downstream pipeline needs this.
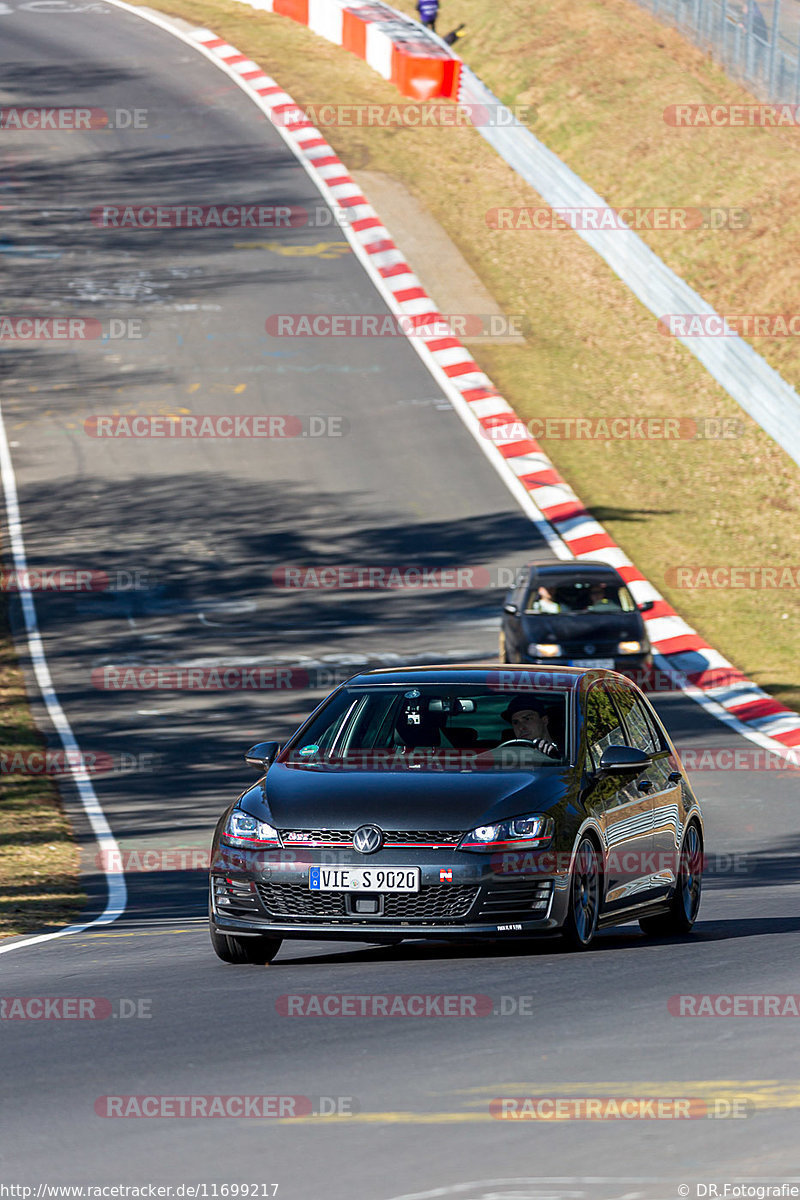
[500,696,559,759]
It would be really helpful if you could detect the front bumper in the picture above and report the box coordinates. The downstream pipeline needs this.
[209,844,570,939]
[211,912,562,942]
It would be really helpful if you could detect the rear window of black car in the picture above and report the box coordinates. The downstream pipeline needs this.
[280,685,572,770]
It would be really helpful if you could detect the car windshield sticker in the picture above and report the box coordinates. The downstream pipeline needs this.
[298,744,319,756]
[404,689,421,698]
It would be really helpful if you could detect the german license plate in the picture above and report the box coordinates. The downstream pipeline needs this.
[309,867,420,892]
[571,658,615,668]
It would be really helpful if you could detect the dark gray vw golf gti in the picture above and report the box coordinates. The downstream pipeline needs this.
[209,665,704,963]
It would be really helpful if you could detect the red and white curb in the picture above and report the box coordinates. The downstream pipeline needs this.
[108,4,800,762]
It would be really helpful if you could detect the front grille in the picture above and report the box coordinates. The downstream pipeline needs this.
[256,882,480,921]
[257,884,345,918]
[384,830,462,846]
[279,828,463,847]
[384,886,478,919]
[478,882,553,921]
[561,642,620,656]
[280,829,353,845]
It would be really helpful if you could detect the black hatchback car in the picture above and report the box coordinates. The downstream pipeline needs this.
[209,665,703,963]
[500,559,654,675]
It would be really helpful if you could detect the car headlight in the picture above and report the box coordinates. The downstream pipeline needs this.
[617,640,643,655]
[221,809,282,848]
[459,814,554,852]
[529,642,562,658]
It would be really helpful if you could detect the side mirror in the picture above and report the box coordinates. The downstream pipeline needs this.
[503,603,519,615]
[638,600,655,613]
[596,745,651,776]
[245,741,281,770]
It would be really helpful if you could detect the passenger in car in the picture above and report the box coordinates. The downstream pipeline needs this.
[529,585,561,613]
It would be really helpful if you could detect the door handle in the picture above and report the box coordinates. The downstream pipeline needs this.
[637,779,654,794]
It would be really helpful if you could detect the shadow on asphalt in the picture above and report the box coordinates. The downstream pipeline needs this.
[264,914,800,965]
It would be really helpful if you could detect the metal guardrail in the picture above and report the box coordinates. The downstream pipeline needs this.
[634,0,800,103]
[457,63,800,471]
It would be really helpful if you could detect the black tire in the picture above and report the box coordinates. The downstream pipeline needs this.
[639,822,702,937]
[562,837,601,950]
[209,890,282,964]
[210,925,283,964]
[208,891,281,964]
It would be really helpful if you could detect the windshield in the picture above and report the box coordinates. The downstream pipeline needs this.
[282,685,571,770]
[524,578,635,615]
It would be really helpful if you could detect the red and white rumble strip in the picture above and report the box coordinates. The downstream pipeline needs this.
[183,23,800,758]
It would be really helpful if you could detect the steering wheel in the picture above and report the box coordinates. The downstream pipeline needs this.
[472,738,553,764]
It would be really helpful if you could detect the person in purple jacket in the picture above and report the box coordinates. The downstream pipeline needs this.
[416,0,439,31]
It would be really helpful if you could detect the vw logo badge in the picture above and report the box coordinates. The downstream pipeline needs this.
[353,824,383,854]
[584,643,596,654]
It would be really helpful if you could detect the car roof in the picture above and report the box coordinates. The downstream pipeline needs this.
[343,664,598,691]
[524,559,626,581]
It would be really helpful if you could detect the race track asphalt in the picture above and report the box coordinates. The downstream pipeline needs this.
[1,5,799,1198]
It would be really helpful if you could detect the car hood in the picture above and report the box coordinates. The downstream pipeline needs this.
[240,762,571,831]
[520,610,645,642]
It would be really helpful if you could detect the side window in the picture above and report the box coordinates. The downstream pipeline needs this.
[608,682,661,755]
[636,693,668,753]
[618,586,636,613]
[510,571,529,612]
[627,697,662,755]
[584,683,627,771]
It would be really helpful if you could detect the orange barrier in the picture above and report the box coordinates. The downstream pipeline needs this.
[391,37,461,100]
[274,0,309,20]
[274,0,462,101]
[342,8,369,58]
